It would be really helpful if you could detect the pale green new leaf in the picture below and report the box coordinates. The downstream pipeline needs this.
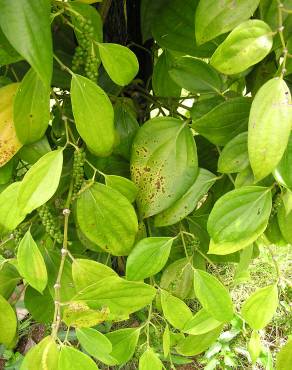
[249,78,292,181]
[241,285,278,329]
[210,20,273,75]
[248,330,262,364]
[139,348,163,370]
[17,230,48,293]
[71,74,115,157]
[98,43,139,86]
[17,149,63,214]
[126,237,173,281]
[0,294,17,347]
[58,346,98,370]
[161,290,192,330]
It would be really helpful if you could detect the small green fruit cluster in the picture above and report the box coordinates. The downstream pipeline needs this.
[38,205,63,244]
[73,149,86,197]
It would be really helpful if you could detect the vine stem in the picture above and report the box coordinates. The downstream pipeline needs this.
[52,178,74,339]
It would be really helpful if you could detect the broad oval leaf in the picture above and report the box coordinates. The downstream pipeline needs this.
[249,78,292,181]
[72,276,156,317]
[192,98,251,146]
[58,346,98,370]
[14,68,50,144]
[207,186,272,255]
[193,269,233,322]
[71,74,115,157]
[161,290,193,330]
[210,20,273,75]
[0,83,22,167]
[0,182,26,236]
[274,134,292,189]
[169,57,223,94]
[106,328,140,365]
[195,0,261,45]
[76,182,138,255]
[131,117,198,218]
[139,348,163,370]
[0,0,53,86]
[276,340,292,370]
[241,284,278,329]
[17,230,48,293]
[104,174,138,203]
[183,308,222,335]
[154,168,216,227]
[98,43,139,86]
[17,149,63,214]
[218,132,249,174]
[0,294,17,346]
[126,237,173,281]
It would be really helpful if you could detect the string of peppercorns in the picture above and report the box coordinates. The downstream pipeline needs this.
[72,148,86,198]
[38,205,63,244]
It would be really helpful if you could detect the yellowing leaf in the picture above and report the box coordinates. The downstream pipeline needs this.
[63,302,110,328]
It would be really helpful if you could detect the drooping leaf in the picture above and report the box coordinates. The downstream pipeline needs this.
[98,43,139,86]
[176,326,223,356]
[210,20,273,75]
[58,346,98,370]
[72,276,156,317]
[76,182,138,255]
[154,168,216,227]
[195,0,261,45]
[160,290,193,330]
[126,237,173,281]
[218,132,249,174]
[0,294,17,346]
[241,284,278,329]
[276,340,292,370]
[193,269,233,322]
[139,348,163,370]
[274,134,292,189]
[17,230,48,293]
[71,74,115,157]
[207,186,272,254]
[0,83,22,167]
[0,0,53,86]
[248,78,292,181]
[169,57,223,94]
[183,308,222,335]
[72,258,117,292]
[131,117,198,218]
[192,98,251,146]
[106,328,140,365]
[104,175,138,203]
[13,68,50,144]
[17,149,63,214]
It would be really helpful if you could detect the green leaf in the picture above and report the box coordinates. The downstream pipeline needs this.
[210,20,273,75]
[72,258,117,292]
[176,326,223,356]
[249,78,292,181]
[278,201,292,244]
[76,182,138,255]
[241,284,278,329]
[140,0,167,43]
[72,276,156,317]
[274,134,292,189]
[0,28,22,65]
[71,74,115,157]
[162,325,170,358]
[276,340,292,370]
[76,328,115,365]
[0,182,26,236]
[98,43,139,86]
[0,294,17,346]
[234,245,253,284]
[0,0,53,86]
[154,168,216,227]
[58,346,98,370]
[131,117,198,218]
[24,287,54,324]
[190,96,225,121]
[183,308,222,335]
[152,51,181,98]
[218,132,249,174]
[192,98,251,146]
[139,348,163,370]
[161,290,193,330]
[104,175,138,203]
[17,149,63,214]
[18,136,51,164]
[207,186,272,255]
[193,269,233,322]
[195,0,261,45]
[106,328,140,365]
[17,230,48,293]
[13,69,50,144]
[169,57,223,94]
[234,166,255,188]
[20,336,59,370]
[0,262,20,299]
[126,237,173,281]
[248,330,262,364]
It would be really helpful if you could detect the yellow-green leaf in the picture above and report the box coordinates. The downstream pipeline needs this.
[0,294,17,346]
